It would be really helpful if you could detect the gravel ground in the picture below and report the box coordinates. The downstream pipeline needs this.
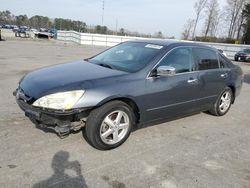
[0,40,250,188]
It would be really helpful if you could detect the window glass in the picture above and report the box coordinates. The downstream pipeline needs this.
[158,47,194,73]
[90,42,163,73]
[193,48,219,70]
[243,49,250,53]
[219,54,228,68]
[219,54,234,68]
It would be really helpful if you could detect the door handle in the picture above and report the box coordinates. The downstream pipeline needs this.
[187,78,198,84]
[221,73,228,78]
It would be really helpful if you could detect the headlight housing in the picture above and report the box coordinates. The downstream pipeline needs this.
[33,90,85,110]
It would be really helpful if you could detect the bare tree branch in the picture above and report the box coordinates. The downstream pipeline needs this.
[225,0,246,38]
[203,0,220,37]
[182,19,195,40]
[192,0,208,39]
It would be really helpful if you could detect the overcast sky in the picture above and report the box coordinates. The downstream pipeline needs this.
[1,0,227,38]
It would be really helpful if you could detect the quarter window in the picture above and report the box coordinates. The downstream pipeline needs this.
[219,54,228,68]
[219,54,234,68]
[193,48,219,70]
[158,47,194,74]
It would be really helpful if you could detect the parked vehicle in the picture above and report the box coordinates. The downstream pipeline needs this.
[2,24,18,30]
[39,28,48,32]
[14,40,244,150]
[48,28,57,38]
[15,26,30,38]
[29,28,38,33]
[234,49,250,62]
[2,24,11,29]
[218,49,228,57]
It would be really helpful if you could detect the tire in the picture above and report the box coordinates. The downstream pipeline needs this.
[209,87,233,116]
[84,100,135,150]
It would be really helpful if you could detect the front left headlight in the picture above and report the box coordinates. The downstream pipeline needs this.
[33,90,85,110]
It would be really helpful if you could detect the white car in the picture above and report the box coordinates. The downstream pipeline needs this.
[218,49,228,57]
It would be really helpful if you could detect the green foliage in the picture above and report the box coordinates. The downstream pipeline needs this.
[0,10,86,32]
[54,18,86,32]
[95,25,107,34]
[195,36,237,44]
[118,28,125,36]
[29,15,52,28]
[0,10,161,38]
[0,10,14,24]
[155,31,163,39]
[15,15,29,26]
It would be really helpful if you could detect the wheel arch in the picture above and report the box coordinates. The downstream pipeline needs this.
[227,85,236,103]
[97,96,141,124]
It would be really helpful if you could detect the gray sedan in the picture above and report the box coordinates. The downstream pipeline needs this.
[14,40,244,150]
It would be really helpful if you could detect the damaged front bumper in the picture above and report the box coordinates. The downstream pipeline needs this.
[14,90,91,137]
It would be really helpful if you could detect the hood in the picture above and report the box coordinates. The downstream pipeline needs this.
[20,61,127,99]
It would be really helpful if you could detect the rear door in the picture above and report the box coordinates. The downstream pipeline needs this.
[193,47,227,108]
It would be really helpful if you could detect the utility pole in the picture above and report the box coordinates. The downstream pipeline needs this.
[102,0,105,26]
[115,18,118,35]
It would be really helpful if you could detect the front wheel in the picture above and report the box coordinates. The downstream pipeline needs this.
[84,101,134,150]
[209,87,233,116]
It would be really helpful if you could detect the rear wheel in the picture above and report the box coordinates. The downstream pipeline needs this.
[209,87,233,116]
[84,101,134,150]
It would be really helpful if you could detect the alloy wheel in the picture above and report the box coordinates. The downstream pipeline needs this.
[219,91,232,113]
[100,110,130,145]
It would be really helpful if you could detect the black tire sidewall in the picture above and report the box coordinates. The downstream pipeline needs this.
[86,101,134,150]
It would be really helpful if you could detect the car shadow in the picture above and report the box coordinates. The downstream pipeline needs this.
[244,74,250,84]
[33,151,87,188]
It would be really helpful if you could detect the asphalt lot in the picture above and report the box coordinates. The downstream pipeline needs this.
[0,40,250,188]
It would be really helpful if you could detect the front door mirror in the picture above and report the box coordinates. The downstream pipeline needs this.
[157,66,176,77]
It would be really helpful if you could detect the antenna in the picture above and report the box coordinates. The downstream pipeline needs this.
[102,0,105,25]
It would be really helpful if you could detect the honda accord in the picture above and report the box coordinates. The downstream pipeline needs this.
[14,40,244,150]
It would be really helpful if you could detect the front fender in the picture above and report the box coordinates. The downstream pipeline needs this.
[74,89,138,109]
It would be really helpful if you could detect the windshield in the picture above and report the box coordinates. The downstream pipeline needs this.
[243,49,250,53]
[89,42,164,73]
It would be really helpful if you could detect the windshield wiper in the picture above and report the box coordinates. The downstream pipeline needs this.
[87,59,116,70]
[98,63,114,70]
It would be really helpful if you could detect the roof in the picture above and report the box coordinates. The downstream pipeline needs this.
[129,39,210,48]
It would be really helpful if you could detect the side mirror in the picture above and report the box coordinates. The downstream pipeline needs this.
[157,66,176,77]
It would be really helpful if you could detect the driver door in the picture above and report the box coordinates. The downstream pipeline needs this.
[142,46,202,122]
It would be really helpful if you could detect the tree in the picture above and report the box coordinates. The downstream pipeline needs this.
[95,25,107,34]
[182,19,195,40]
[29,15,51,28]
[15,15,29,26]
[242,3,250,44]
[54,18,86,31]
[192,0,208,39]
[118,28,125,36]
[203,0,220,37]
[225,0,246,38]
[0,10,14,24]
[155,31,163,38]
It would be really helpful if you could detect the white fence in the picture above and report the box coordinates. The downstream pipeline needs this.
[57,30,146,47]
[57,30,250,59]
